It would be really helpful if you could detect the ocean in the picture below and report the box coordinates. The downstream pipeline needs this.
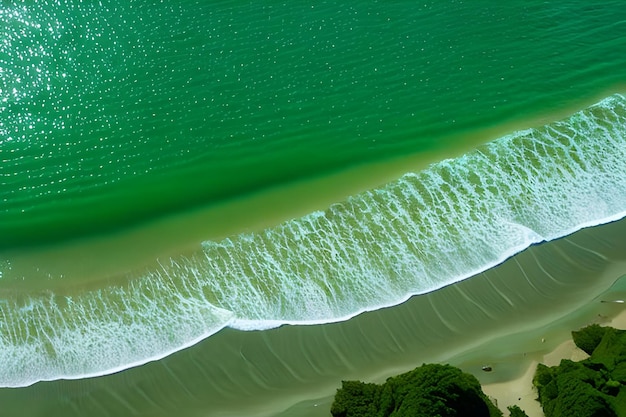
[1,1,626,416]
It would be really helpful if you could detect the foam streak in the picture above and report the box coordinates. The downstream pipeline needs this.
[1,94,625,387]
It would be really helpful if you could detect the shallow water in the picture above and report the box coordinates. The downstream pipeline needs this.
[2,216,626,417]
[2,94,626,388]
[1,0,626,415]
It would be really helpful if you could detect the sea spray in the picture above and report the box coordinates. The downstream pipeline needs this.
[1,94,626,387]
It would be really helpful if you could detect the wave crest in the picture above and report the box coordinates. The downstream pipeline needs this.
[1,94,625,387]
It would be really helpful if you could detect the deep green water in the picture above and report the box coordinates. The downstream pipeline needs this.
[1,1,626,415]
[2,0,625,247]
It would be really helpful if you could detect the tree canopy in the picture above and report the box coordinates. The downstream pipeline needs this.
[331,363,503,417]
[572,324,610,355]
[506,405,529,417]
[534,325,626,417]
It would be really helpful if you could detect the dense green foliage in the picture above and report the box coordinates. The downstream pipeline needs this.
[572,324,610,355]
[506,405,529,417]
[330,363,503,417]
[534,325,626,417]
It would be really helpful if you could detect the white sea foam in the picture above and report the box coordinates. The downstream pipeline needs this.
[1,94,625,387]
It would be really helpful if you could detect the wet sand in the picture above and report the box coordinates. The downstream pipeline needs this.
[274,218,626,417]
[3,217,625,417]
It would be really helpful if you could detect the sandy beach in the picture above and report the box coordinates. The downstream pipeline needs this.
[482,308,626,416]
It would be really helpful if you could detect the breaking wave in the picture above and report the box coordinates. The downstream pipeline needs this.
[0,94,625,387]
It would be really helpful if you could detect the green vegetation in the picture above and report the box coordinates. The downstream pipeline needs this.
[572,324,610,355]
[330,325,626,417]
[506,405,529,417]
[533,325,626,417]
[330,363,505,417]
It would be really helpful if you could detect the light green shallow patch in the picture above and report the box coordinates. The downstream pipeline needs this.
[0,94,625,388]
[2,212,626,417]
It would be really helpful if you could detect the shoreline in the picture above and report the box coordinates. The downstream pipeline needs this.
[2,2,626,414]
[481,310,626,417]
[1,218,625,415]
[272,263,626,417]
[1,223,625,390]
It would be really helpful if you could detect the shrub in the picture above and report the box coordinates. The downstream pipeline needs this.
[572,324,610,355]
[507,405,529,417]
[330,363,502,417]
[535,325,626,417]
[330,380,380,417]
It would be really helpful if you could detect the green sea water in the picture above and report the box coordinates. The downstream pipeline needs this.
[2,0,625,247]
[1,1,626,416]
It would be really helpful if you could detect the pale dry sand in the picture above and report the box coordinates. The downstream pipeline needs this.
[483,309,626,416]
